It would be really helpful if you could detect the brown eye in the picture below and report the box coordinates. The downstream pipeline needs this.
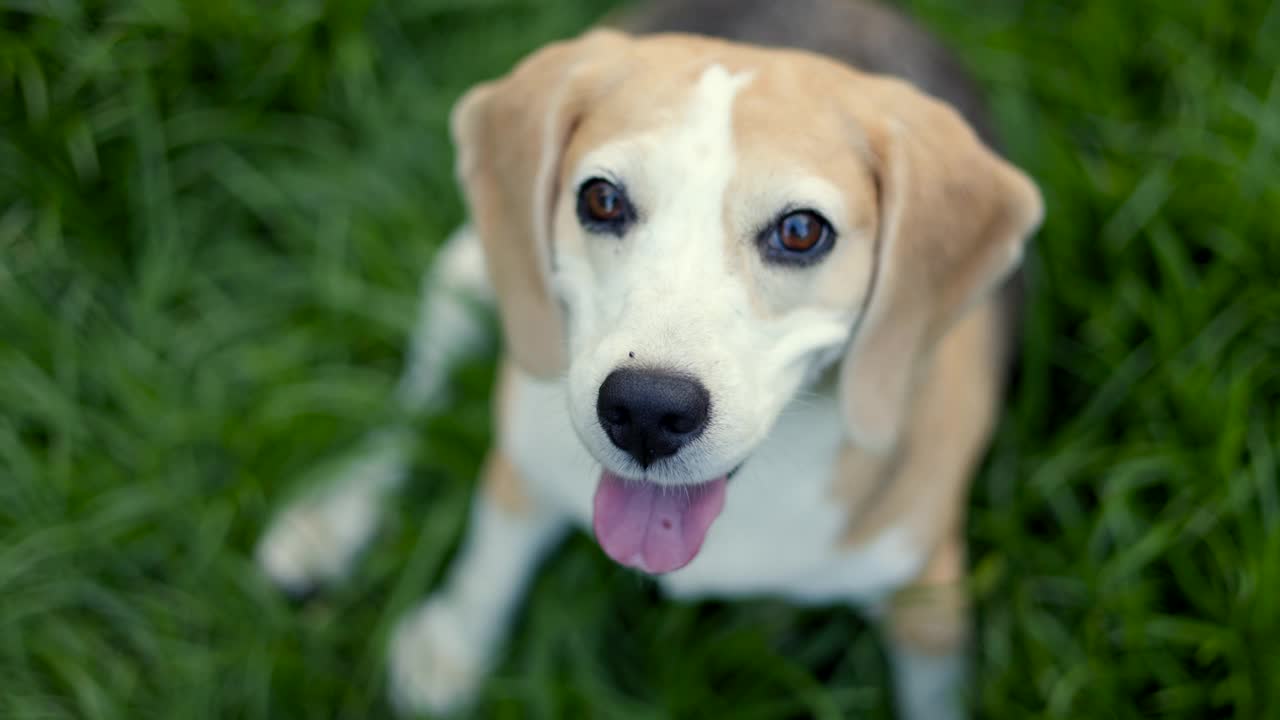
[577,178,633,233]
[584,181,622,220]
[778,211,823,251]
[762,209,835,264]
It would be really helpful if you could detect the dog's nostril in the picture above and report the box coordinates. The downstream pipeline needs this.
[602,406,630,426]
[661,413,697,435]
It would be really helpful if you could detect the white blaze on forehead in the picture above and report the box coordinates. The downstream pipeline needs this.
[615,64,754,318]
[664,63,753,198]
[562,63,755,353]
[649,64,753,238]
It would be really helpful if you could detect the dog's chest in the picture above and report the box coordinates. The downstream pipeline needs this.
[504,372,924,606]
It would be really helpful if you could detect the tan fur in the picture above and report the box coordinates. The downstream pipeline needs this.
[838,297,1006,550]
[606,0,1001,149]
[480,448,533,517]
[482,362,533,515]
[829,431,897,519]
[728,65,880,318]
[840,302,998,657]
[450,30,629,379]
[833,74,1041,454]
[885,535,970,656]
[839,292,1008,538]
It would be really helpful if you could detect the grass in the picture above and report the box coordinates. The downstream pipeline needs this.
[1,0,1278,717]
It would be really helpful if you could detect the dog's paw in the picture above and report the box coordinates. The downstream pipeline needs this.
[256,433,408,595]
[388,598,490,717]
[255,489,382,596]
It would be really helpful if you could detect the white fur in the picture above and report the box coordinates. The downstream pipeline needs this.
[505,366,925,604]
[389,496,565,713]
[888,647,969,720]
[386,359,929,715]
[256,429,411,593]
[397,224,494,413]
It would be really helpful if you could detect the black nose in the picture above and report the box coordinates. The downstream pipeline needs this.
[596,369,711,467]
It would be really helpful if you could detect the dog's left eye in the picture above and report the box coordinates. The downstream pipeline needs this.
[577,178,634,234]
[762,209,835,264]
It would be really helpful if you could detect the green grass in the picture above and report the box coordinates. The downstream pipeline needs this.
[2,0,1278,717]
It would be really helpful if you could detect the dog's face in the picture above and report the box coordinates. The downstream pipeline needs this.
[554,62,877,485]
[452,32,1042,574]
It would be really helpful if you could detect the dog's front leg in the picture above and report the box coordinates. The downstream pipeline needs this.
[880,534,971,720]
[388,449,566,716]
[256,225,495,596]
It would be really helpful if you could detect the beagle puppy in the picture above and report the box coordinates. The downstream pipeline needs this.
[256,1,1044,718]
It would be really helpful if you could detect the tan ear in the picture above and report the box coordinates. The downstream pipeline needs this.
[450,29,627,379]
[838,78,1044,453]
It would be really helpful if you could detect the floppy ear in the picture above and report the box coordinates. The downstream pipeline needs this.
[838,78,1044,453]
[449,29,627,379]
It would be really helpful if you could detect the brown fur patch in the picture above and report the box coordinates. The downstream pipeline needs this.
[483,362,534,516]
[480,448,533,517]
[838,296,1004,550]
[884,535,970,656]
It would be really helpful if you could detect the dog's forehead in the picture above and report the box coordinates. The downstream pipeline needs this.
[561,43,740,168]
[731,58,876,202]
[564,36,876,213]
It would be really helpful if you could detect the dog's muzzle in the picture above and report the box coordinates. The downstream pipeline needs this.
[591,367,725,575]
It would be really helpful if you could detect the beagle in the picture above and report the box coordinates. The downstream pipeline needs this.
[256,1,1044,718]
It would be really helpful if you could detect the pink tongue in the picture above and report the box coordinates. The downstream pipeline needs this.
[592,471,727,574]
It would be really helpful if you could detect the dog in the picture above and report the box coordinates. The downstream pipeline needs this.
[256,1,1044,717]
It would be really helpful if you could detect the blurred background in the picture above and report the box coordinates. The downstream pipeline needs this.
[2,0,1278,718]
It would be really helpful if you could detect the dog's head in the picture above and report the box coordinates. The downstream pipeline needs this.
[451,31,1042,574]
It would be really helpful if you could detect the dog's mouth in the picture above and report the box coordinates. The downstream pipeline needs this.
[591,465,741,575]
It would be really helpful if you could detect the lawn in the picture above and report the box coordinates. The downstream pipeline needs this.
[2,0,1278,718]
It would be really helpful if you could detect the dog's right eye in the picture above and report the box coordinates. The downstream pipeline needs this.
[577,178,634,235]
